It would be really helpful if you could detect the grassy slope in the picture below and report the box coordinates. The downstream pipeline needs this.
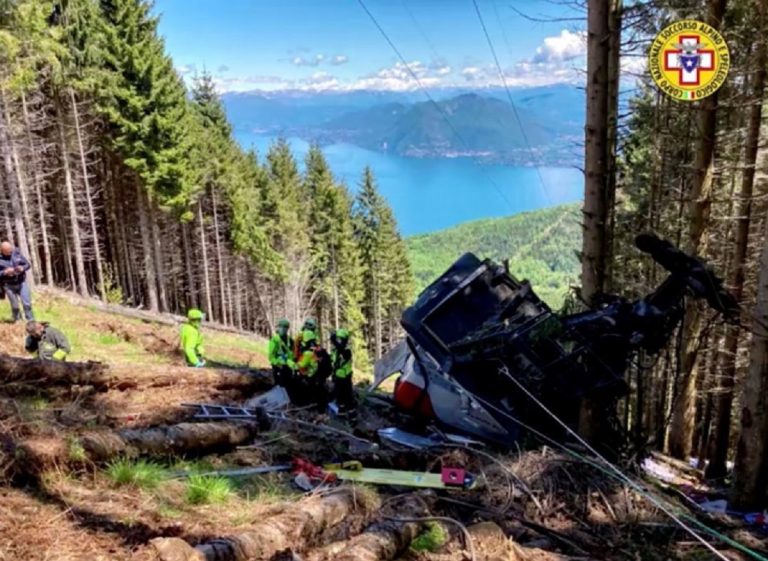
[0,288,267,367]
[407,204,581,308]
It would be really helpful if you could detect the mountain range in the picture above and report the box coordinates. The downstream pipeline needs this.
[222,85,585,166]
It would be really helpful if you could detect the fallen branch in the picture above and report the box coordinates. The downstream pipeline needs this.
[151,487,376,561]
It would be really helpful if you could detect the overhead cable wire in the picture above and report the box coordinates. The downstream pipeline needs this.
[471,0,554,206]
[355,0,519,213]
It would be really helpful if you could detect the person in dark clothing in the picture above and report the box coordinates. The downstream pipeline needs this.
[0,241,34,322]
[292,329,329,408]
[25,321,71,361]
[330,328,355,415]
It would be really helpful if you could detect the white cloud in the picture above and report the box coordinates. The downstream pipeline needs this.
[330,54,349,65]
[212,74,292,92]
[532,29,587,63]
[348,60,446,91]
[177,64,197,76]
[215,31,590,93]
[300,71,341,91]
[621,56,647,76]
[292,54,325,67]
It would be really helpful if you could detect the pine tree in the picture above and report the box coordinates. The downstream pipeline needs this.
[353,166,412,359]
[266,138,310,328]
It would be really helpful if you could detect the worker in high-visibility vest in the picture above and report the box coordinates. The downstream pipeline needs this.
[180,309,205,367]
[293,328,331,408]
[330,328,355,414]
[268,318,295,388]
[293,318,318,362]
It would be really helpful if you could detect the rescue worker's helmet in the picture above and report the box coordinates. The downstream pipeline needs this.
[303,318,317,331]
[187,309,204,321]
[301,329,317,346]
[335,328,350,340]
[331,328,350,347]
[277,318,290,329]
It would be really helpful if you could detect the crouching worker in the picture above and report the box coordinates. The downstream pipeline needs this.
[294,329,328,408]
[330,329,355,415]
[268,318,295,388]
[181,308,206,367]
[25,321,70,361]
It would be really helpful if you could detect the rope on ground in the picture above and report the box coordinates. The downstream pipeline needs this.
[432,443,543,515]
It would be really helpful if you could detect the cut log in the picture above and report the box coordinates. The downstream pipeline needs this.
[149,538,206,561]
[81,420,269,461]
[14,420,267,473]
[0,353,272,393]
[306,495,427,561]
[0,354,106,386]
[152,488,376,561]
[308,518,423,561]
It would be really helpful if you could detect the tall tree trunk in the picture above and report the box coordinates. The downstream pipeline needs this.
[7,92,41,283]
[668,0,728,459]
[579,0,613,440]
[603,0,622,292]
[0,86,33,283]
[181,220,197,309]
[135,180,159,312]
[70,89,105,300]
[198,201,213,319]
[707,1,766,478]
[234,262,243,330]
[56,97,88,296]
[21,91,52,284]
[149,203,167,311]
[211,187,228,325]
[731,210,768,509]
[372,267,382,360]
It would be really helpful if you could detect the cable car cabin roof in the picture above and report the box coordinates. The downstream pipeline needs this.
[400,252,553,370]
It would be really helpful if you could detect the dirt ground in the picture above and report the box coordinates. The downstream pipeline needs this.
[1,294,767,561]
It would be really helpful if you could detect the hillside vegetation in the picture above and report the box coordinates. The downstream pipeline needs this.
[0,289,267,368]
[407,204,581,308]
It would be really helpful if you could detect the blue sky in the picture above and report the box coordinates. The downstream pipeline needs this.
[154,0,589,92]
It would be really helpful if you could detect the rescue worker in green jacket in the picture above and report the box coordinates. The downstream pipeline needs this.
[180,308,206,367]
[268,318,295,388]
[293,328,330,408]
[330,328,355,414]
[25,321,71,361]
[296,329,319,378]
[293,318,318,361]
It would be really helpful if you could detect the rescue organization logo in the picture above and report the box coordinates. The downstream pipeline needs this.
[648,20,730,101]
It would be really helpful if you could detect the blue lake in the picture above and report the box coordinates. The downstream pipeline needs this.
[236,132,584,236]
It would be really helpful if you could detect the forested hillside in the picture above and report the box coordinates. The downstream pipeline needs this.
[407,204,580,307]
[0,0,412,365]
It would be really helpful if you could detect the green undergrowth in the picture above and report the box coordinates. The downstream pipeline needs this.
[0,290,267,367]
[106,459,167,490]
[185,475,234,505]
[410,522,449,553]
